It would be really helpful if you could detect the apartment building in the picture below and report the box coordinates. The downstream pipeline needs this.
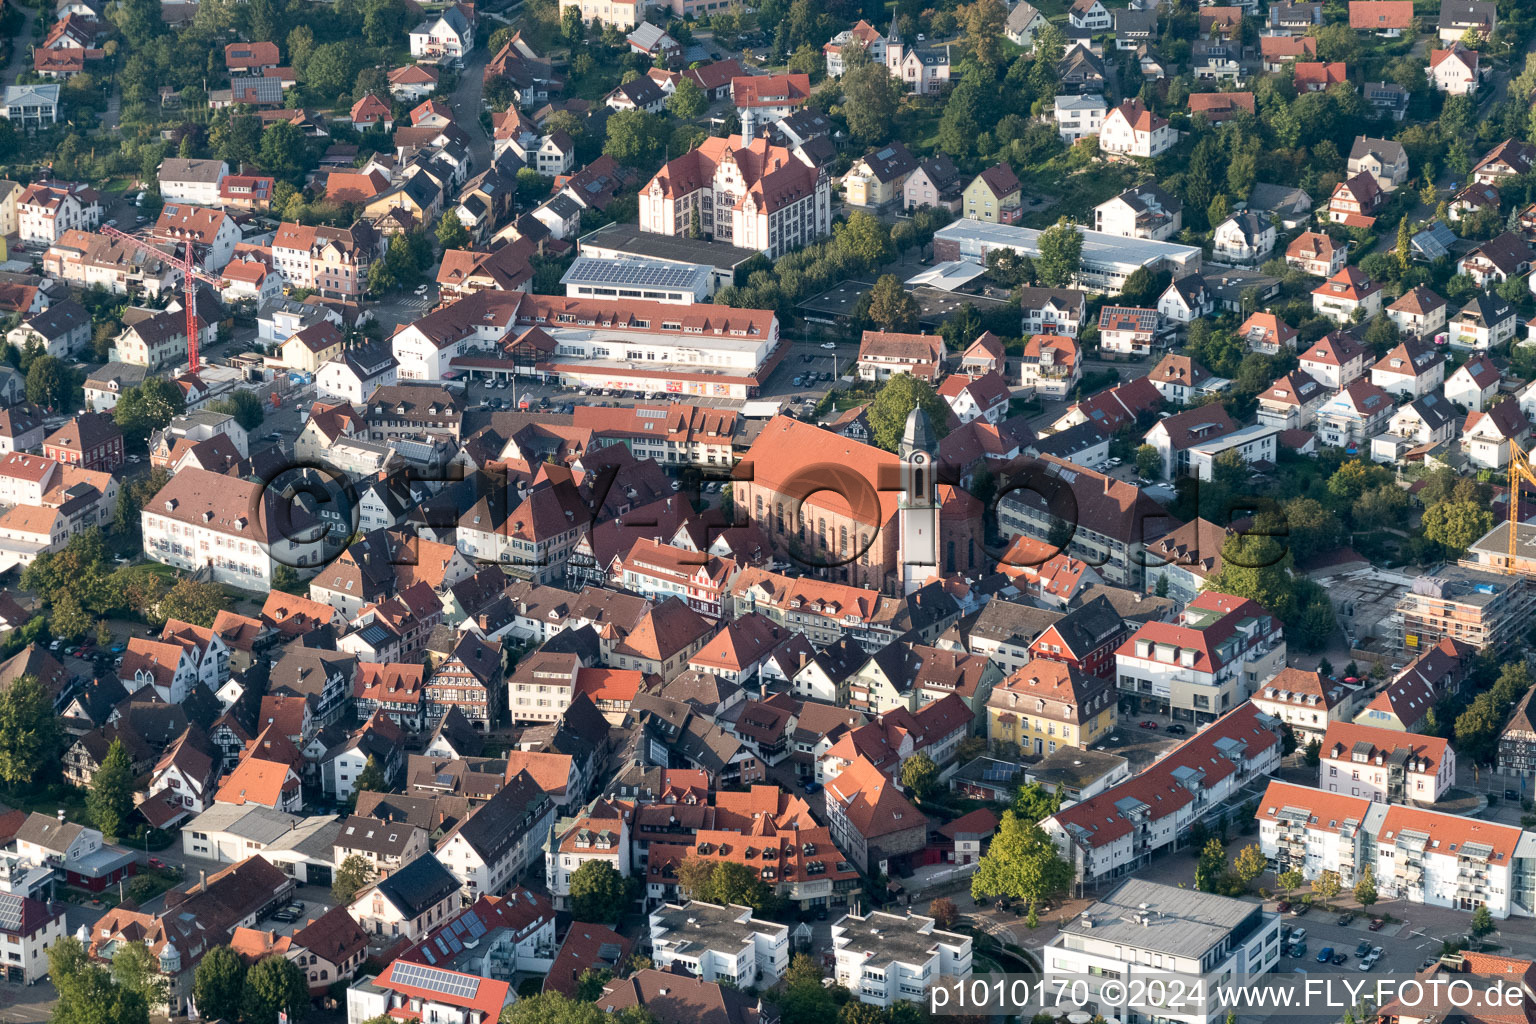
[17,181,100,244]
[1257,780,1536,919]
[985,659,1116,757]
[1114,592,1286,724]
[649,901,790,986]
[639,135,831,259]
[832,910,972,1007]
[1319,721,1454,804]
[141,468,318,589]
[1044,880,1281,1024]
[1250,668,1356,746]
[1397,565,1535,654]
[1043,703,1284,885]
[271,221,377,299]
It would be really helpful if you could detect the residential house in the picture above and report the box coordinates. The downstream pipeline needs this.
[1099,99,1175,159]
[1387,286,1448,338]
[1312,267,1383,322]
[1316,378,1394,448]
[1370,337,1445,399]
[1285,231,1347,277]
[1347,136,1409,190]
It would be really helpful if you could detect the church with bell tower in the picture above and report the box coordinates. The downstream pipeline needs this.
[898,405,941,595]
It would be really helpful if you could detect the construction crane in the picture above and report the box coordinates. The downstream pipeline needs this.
[100,225,220,375]
[1509,439,1536,568]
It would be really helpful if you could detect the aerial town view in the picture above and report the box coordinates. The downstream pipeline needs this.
[0,0,1534,1020]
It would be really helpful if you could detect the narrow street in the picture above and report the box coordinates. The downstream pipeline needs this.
[2,3,35,86]
[449,46,493,173]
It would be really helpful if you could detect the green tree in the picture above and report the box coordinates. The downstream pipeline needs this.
[354,755,388,795]
[835,211,893,271]
[25,356,71,410]
[259,121,308,183]
[667,77,706,119]
[900,751,939,800]
[503,992,607,1024]
[50,591,93,641]
[332,854,377,904]
[1354,865,1377,907]
[242,955,308,1024]
[49,937,149,1024]
[1423,499,1494,555]
[866,274,919,332]
[1313,869,1341,904]
[1304,738,1321,766]
[207,390,264,431]
[603,109,661,165]
[113,377,185,445]
[576,968,614,1001]
[367,260,398,295]
[109,0,163,48]
[1036,219,1083,287]
[437,209,471,251]
[840,62,901,144]
[1395,218,1412,272]
[306,42,360,101]
[0,676,60,787]
[866,373,951,452]
[112,940,168,1013]
[569,859,630,923]
[157,578,225,627]
[970,811,1074,908]
[1231,843,1268,887]
[1277,869,1303,896]
[1194,837,1227,893]
[692,860,774,914]
[1203,533,1292,617]
[87,739,134,840]
[192,945,246,1023]
[958,0,1006,66]
[1471,904,1494,937]
[1135,444,1161,480]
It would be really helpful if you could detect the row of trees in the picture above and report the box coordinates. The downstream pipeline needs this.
[191,944,309,1024]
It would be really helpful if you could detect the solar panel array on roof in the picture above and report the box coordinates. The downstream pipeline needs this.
[0,894,22,933]
[392,961,481,999]
[561,256,709,290]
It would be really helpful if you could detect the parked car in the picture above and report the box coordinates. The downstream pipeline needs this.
[1355,940,1372,958]
[1331,953,1348,966]
[821,342,837,349]
[1316,948,1334,964]
[1337,913,1355,926]
[1290,944,1307,959]
[1276,901,1291,913]
[1139,720,1159,729]
[1289,928,1307,946]
[1368,918,1385,931]
[1292,903,1310,917]
[1166,724,1187,735]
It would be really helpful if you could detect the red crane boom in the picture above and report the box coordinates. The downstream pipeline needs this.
[101,225,221,374]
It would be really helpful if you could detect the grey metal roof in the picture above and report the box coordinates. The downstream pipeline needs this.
[1057,878,1266,957]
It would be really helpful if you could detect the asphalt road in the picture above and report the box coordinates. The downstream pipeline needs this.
[448,46,493,173]
[2,4,34,86]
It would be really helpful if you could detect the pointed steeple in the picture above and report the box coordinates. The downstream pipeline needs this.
[900,405,936,459]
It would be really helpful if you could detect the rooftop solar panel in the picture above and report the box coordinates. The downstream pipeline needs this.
[562,256,711,291]
[392,962,482,1000]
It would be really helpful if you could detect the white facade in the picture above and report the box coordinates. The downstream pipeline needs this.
[1044,880,1281,1024]
[1257,781,1534,920]
[832,911,972,1007]
[1053,94,1107,143]
[650,902,790,987]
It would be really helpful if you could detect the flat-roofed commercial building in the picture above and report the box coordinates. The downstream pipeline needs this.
[560,256,712,305]
[1043,879,1282,1024]
[932,220,1202,295]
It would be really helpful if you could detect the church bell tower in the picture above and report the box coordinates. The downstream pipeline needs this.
[898,405,939,595]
